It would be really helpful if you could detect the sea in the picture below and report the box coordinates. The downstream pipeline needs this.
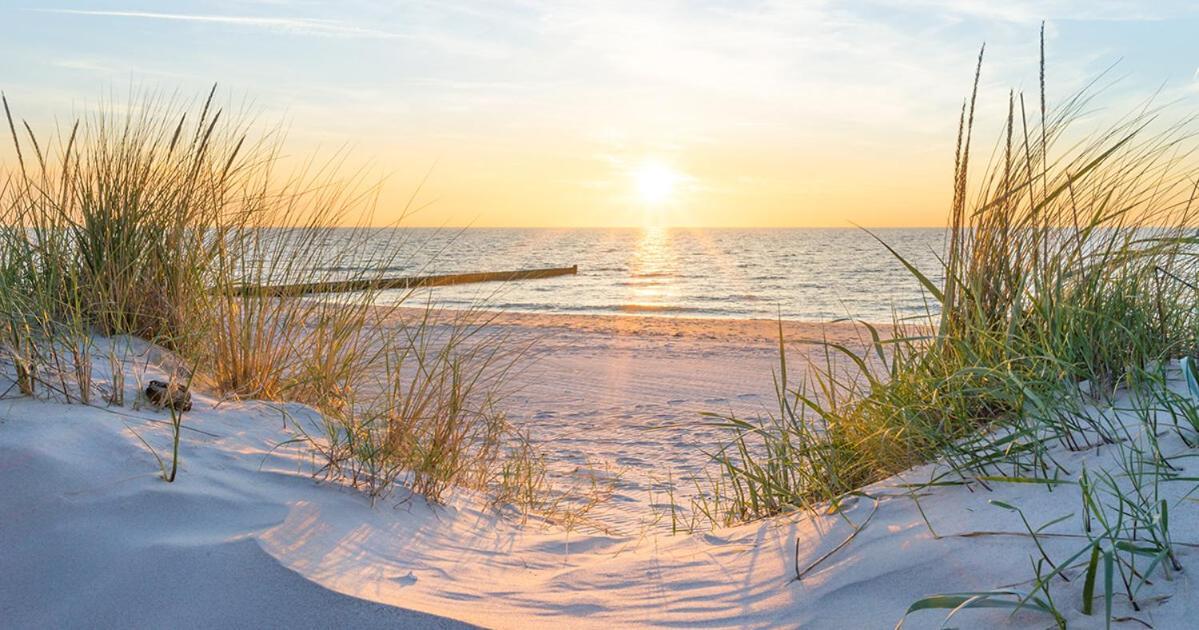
[314,227,948,323]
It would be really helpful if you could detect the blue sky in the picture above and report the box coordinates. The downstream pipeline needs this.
[3,1,1199,226]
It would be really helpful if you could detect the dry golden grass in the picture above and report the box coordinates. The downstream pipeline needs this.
[0,87,549,512]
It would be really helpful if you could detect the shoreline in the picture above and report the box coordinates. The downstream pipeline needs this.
[386,304,901,346]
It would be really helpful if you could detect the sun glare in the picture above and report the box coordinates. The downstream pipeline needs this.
[634,160,678,205]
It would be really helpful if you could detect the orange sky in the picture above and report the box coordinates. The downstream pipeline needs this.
[5,4,1199,227]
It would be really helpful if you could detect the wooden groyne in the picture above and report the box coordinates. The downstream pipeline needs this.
[233,265,578,297]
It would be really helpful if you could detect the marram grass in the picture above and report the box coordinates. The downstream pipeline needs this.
[704,35,1199,524]
[701,30,1199,628]
[0,87,550,513]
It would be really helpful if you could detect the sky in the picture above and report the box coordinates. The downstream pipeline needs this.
[2,1,1199,227]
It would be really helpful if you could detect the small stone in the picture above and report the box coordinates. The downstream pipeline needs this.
[145,380,192,412]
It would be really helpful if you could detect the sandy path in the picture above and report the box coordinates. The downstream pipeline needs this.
[382,309,891,533]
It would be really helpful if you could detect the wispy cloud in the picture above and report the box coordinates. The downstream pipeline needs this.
[33,8,400,39]
[9,0,1194,227]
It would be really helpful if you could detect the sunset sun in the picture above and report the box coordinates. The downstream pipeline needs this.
[634,160,679,205]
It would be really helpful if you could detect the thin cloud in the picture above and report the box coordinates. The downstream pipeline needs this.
[33,8,401,39]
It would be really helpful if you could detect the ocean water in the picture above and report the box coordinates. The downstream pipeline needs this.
[316,227,948,323]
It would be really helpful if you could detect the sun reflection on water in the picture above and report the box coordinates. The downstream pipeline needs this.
[622,227,680,312]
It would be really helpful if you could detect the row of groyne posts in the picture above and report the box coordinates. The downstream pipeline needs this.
[232,265,578,297]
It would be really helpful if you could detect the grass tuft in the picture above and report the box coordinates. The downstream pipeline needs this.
[698,29,1199,627]
[0,87,549,513]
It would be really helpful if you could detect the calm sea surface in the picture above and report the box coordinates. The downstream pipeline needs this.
[316,228,947,323]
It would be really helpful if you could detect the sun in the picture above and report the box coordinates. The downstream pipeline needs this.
[634,160,678,205]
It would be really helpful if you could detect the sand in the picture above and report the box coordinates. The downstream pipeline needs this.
[403,310,890,533]
[2,316,1197,629]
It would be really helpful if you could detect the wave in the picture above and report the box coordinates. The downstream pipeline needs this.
[695,293,766,302]
[617,304,690,313]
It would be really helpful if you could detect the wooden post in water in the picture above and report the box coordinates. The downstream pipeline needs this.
[233,265,578,297]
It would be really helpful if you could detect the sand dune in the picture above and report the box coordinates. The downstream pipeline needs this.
[3,322,1197,629]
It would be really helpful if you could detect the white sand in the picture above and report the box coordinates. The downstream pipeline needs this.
[457,311,878,534]
[3,322,1198,629]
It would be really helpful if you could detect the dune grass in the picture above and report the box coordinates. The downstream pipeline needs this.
[0,87,547,510]
[706,37,1199,520]
[697,30,1199,626]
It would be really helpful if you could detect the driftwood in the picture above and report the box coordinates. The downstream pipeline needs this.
[231,265,578,297]
[145,380,192,412]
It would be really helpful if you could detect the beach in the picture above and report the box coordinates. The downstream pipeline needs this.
[5,12,1199,627]
[383,310,889,533]
[3,314,1198,629]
